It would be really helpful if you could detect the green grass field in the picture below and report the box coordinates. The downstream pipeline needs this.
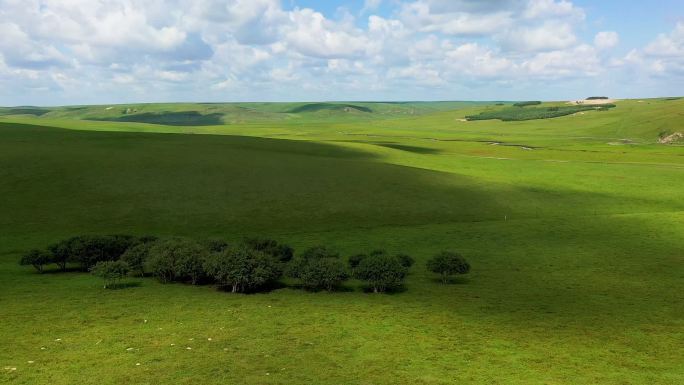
[1,99,683,384]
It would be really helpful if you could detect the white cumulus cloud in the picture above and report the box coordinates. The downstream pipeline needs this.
[0,0,677,104]
[594,31,619,50]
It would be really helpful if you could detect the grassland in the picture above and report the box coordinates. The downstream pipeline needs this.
[0,98,683,385]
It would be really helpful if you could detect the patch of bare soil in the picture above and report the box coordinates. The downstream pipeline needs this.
[659,132,683,144]
[608,139,636,145]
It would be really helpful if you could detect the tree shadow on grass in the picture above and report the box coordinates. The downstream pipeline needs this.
[360,285,408,294]
[104,281,142,290]
[214,280,288,294]
[89,111,225,126]
[428,276,471,285]
[428,208,684,328]
[38,266,81,274]
[214,281,357,294]
[286,282,356,293]
[371,142,442,154]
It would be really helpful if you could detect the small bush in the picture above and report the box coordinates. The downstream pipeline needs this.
[288,246,348,291]
[203,246,283,293]
[354,254,407,293]
[586,96,608,100]
[426,251,470,284]
[20,249,52,273]
[91,260,130,289]
[244,237,294,262]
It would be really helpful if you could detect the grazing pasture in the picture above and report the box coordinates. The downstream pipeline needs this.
[0,98,682,384]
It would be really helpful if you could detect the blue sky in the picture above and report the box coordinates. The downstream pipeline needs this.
[1,0,683,105]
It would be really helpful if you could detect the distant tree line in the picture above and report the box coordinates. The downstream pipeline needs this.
[512,101,542,107]
[465,104,616,122]
[20,235,471,293]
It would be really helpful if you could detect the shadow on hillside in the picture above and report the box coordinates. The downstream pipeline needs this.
[371,142,442,154]
[88,111,224,126]
[0,108,51,116]
[410,202,684,325]
[286,103,372,114]
[1,120,682,328]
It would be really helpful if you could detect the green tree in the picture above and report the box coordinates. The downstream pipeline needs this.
[359,249,414,268]
[354,254,407,293]
[47,240,71,271]
[288,246,348,291]
[19,249,52,273]
[203,247,282,293]
[202,238,229,253]
[120,242,153,277]
[177,245,209,285]
[244,237,294,262]
[48,235,137,271]
[299,258,348,291]
[426,251,470,284]
[147,238,208,284]
[90,260,130,289]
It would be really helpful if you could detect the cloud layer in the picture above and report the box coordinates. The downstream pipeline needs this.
[0,0,681,104]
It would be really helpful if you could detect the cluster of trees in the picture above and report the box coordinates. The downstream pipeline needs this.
[512,101,542,107]
[20,235,153,273]
[20,235,471,293]
[465,104,617,122]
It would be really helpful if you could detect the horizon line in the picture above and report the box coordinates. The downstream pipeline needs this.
[3,96,682,108]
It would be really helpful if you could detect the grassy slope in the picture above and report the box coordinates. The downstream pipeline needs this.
[4,101,484,125]
[0,98,683,385]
